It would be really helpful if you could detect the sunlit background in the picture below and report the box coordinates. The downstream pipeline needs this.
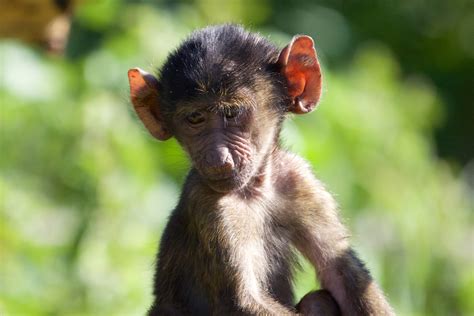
[1,1,473,315]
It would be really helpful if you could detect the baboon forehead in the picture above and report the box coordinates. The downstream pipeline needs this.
[160,56,273,103]
[160,62,279,114]
[172,85,259,115]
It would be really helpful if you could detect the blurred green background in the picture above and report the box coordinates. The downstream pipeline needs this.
[1,1,473,315]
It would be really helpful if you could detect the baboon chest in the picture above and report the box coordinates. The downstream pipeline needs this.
[193,195,293,291]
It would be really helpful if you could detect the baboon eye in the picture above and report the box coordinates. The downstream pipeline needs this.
[186,111,205,125]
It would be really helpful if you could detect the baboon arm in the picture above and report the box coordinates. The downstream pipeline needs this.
[232,256,298,315]
[292,195,395,316]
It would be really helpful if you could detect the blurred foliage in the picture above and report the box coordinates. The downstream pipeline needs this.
[0,1,473,316]
[268,0,474,165]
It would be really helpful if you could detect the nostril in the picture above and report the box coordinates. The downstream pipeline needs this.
[209,161,233,174]
[223,154,234,170]
[220,161,234,173]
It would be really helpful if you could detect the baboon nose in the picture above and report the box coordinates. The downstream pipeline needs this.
[205,149,234,178]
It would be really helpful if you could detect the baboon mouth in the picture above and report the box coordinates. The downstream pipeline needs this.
[205,176,244,193]
[207,175,235,183]
[203,171,236,181]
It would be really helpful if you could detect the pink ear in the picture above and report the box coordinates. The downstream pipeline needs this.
[128,68,172,141]
[278,36,322,114]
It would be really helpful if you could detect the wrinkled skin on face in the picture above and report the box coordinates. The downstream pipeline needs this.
[171,96,280,193]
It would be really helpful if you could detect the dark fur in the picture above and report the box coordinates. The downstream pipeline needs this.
[157,25,287,121]
[133,25,394,316]
[149,171,296,315]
